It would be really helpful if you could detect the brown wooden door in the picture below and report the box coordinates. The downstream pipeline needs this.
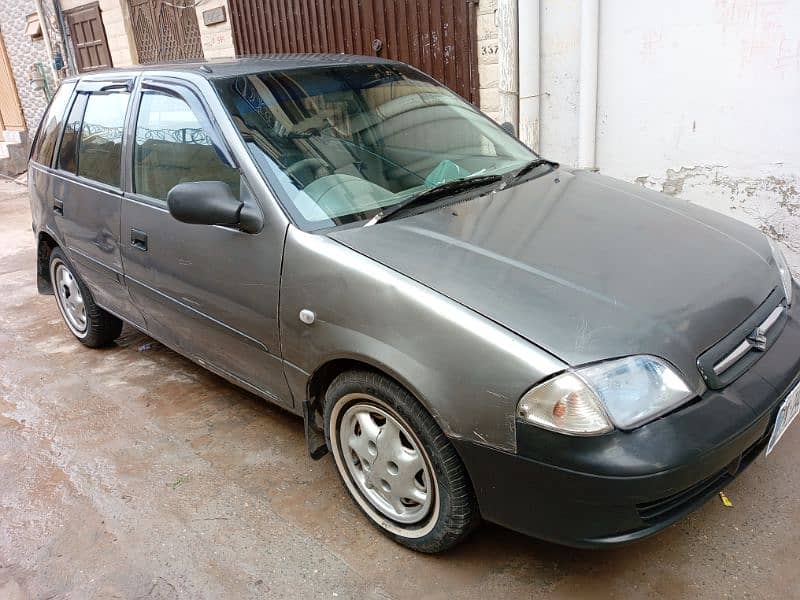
[128,0,204,64]
[227,0,479,104]
[0,28,25,129]
[65,2,113,73]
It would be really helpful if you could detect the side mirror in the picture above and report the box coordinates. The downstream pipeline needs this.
[167,181,243,228]
[500,121,516,137]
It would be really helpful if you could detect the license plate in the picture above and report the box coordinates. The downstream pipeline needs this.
[766,381,800,456]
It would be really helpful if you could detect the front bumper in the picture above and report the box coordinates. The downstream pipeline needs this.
[453,289,800,548]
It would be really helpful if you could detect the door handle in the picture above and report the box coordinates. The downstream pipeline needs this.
[130,228,148,251]
[53,198,63,215]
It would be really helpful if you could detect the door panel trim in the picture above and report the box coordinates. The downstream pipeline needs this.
[124,273,271,354]
[96,301,285,405]
[123,191,170,211]
[192,354,283,404]
[68,246,123,280]
[42,162,124,196]
[124,191,257,235]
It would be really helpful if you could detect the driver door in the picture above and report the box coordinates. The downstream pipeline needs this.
[120,78,291,407]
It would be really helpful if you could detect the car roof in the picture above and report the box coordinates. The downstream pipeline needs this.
[66,54,401,83]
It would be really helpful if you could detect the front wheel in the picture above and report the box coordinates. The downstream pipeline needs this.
[49,247,123,348]
[324,370,480,552]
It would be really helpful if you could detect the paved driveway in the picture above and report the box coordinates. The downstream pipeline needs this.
[0,181,797,599]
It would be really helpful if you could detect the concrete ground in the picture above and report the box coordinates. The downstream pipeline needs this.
[0,180,798,600]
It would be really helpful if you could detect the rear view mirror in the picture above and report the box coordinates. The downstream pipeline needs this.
[500,121,516,137]
[167,181,243,228]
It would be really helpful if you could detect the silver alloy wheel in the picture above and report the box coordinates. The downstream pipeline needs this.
[53,261,88,336]
[331,393,439,536]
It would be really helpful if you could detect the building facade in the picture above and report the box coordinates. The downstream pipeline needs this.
[478,0,800,273]
[0,0,238,174]
[53,0,236,68]
[0,0,796,278]
[0,1,55,133]
[0,0,492,175]
[0,0,56,173]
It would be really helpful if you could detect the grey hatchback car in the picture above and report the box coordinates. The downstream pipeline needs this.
[29,55,799,552]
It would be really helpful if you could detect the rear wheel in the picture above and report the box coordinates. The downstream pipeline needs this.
[49,247,122,348]
[324,370,480,552]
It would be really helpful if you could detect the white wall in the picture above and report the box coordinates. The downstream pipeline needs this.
[510,0,800,273]
[538,0,582,161]
[597,0,800,273]
[195,0,236,60]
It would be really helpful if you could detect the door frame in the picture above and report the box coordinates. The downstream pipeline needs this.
[44,76,144,326]
[64,2,114,73]
[121,76,238,199]
[118,74,292,406]
[127,0,205,64]
[118,73,289,227]
[0,28,25,130]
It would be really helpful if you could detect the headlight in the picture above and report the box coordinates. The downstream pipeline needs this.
[517,371,612,435]
[518,356,693,435]
[767,236,794,306]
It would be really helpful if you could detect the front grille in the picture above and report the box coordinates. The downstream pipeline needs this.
[713,304,784,375]
[636,429,770,524]
[697,288,787,390]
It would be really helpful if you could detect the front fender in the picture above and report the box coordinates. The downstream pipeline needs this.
[279,227,566,452]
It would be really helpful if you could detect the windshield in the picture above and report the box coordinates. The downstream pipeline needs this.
[213,63,537,230]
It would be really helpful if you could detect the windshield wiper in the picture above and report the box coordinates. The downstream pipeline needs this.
[500,157,559,188]
[364,174,503,226]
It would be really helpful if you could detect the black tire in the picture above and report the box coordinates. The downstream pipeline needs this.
[49,247,123,348]
[324,370,480,552]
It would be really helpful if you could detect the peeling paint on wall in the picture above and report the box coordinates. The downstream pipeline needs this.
[590,1,800,280]
[635,165,800,276]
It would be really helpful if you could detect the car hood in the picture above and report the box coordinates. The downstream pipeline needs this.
[328,169,779,392]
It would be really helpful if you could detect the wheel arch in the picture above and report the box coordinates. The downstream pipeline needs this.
[307,355,437,425]
[301,354,452,460]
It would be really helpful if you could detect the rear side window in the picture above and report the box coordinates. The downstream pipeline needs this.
[57,94,86,174]
[31,83,75,167]
[77,92,130,188]
[133,91,239,201]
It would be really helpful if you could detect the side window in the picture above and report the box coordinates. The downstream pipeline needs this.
[133,91,240,201]
[77,92,130,187]
[57,94,87,174]
[31,82,75,166]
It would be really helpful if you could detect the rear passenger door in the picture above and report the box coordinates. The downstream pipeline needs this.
[29,81,75,244]
[120,78,291,407]
[48,78,146,328]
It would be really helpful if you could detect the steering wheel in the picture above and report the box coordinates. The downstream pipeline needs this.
[285,157,333,179]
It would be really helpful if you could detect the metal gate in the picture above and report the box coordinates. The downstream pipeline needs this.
[228,0,479,103]
[128,0,204,64]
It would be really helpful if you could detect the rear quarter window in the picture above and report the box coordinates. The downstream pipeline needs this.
[31,82,76,167]
[57,94,87,174]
